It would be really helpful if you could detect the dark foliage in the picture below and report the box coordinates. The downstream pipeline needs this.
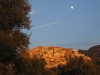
[0,0,31,63]
[0,54,100,75]
[15,56,46,75]
[57,57,100,75]
[14,56,56,75]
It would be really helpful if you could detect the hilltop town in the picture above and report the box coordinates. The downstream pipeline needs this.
[22,46,91,68]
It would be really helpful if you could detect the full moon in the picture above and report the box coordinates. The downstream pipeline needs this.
[71,6,74,9]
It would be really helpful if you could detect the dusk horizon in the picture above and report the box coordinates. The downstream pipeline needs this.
[28,0,100,50]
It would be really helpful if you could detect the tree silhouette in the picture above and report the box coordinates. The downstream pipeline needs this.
[57,57,100,75]
[0,0,31,63]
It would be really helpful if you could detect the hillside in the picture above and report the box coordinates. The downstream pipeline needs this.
[79,45,100,59]
[22,46,91,68]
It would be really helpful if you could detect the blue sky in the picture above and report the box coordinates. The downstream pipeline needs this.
[28,0,100,50]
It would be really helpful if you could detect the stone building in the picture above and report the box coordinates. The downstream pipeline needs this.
[23,46,91,68]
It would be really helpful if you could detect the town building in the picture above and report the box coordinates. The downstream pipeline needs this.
[22,46,91,68]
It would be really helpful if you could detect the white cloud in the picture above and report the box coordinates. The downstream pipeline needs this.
[29,9,37,15]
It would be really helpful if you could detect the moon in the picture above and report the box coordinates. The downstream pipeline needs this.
[71,6,74,9]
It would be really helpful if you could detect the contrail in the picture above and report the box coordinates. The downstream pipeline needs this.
[33,20,71,29]
[32,14,100,29]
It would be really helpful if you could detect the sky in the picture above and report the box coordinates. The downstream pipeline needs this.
[28,0,100,50]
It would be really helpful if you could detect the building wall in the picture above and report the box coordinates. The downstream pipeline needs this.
[24,46,91,68]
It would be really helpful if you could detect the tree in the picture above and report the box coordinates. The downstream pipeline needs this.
[0,0,31,63]
[0,62,17,75]
[14,56,51,75]
[57,57,100,75]
[94,58,100,66]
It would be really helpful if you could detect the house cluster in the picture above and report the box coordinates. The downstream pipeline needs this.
[23,46,91,68]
